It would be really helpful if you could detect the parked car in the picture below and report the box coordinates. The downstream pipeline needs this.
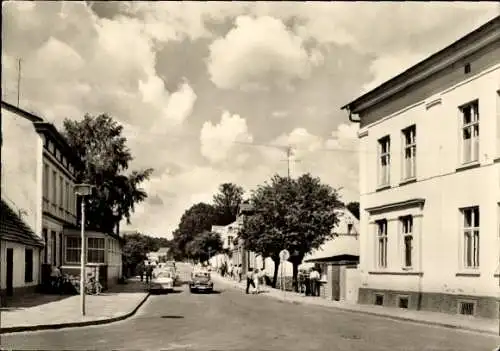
[189,270,214,293]
[150,270,174,293]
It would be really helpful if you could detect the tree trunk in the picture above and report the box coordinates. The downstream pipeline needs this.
[271,256,279,288]
[290,255,304,293]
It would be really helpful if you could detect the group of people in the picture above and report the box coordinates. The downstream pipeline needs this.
[245,268,265,294]
[137,261,154,284]
[298,267,322,297]
[220,262,243,282]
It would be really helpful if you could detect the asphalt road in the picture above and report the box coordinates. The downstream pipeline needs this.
[1,269,499,350]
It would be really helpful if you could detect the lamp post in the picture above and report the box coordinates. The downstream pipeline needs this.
[75,184,93,316]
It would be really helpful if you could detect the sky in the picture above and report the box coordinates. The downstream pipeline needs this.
[2,1,499,238]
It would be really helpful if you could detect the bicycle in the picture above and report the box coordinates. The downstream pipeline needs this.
[85,276,103,295]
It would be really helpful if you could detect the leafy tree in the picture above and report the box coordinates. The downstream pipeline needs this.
[63,114,153,233]
[239,173,343,290]
[212,183,244,225]
[346,201,360,220]
[185,231,223,263]
[122,233,172,275]
[172,202,217,258]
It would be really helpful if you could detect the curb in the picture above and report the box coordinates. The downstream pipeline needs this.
[215,276,497,336]
[0,292,151,334]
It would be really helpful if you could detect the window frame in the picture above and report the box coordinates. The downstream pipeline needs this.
[88,237,106,264]
[377,136,391,187]
[401,125,417,180]
[376,219,388,268]
[460,206,480,269]
[400,215,414,268]
[459,100,479,165]
[65,236,106,265]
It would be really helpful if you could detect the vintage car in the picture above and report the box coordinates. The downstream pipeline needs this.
[150,270,174,293]
[189,270,214,293]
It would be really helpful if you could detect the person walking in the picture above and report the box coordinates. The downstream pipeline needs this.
[253,269,260,294]
[309,267,321,297]
[145,261,154,285]
[245,268,255,294]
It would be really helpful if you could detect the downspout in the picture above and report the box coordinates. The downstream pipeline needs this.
[346,106,361,124]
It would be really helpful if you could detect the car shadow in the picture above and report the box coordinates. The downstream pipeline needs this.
[161,315,184,319]
[150,289,184,295]
[191,290,221,295]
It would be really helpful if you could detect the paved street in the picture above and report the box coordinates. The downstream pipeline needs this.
[2,276,499,350]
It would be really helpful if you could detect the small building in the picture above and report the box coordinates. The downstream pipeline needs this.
[0,200,45,305]
[341,16,500,318]
[303,208,360,302]
[210,223,238,269]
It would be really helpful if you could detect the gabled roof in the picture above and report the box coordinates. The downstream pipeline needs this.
[0,199,45,248]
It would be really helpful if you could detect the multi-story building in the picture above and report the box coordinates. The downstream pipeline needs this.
[341,16,500,318]
[1,101,124,293]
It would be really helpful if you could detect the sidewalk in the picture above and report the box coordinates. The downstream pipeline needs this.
[213,274,499,336]
[0,277,150,334]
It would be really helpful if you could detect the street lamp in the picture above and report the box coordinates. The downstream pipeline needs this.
[74,183,94,316]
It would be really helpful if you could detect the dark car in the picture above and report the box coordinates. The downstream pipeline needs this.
[189,270,214,293]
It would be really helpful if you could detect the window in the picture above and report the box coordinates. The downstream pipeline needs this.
[59,176,64,209]
[376,219,388,268]
[66,237,81,264]
[402,125,416,180]
[42,228,48,263]
[374,294,384,306]
[25,249,33,283]
[398,296,409,309]
[227,236,233,247]
[65,181,70,211]
[464,63,471,74]
[460,101,479,164]
[378,136,391,187]
[43,164,49,199]
[52,170,57,205]
[400,216,413,268]
[88,237,105,263]
[461,206,479,268]
[347,223,353,235]
[51,230,57,265]
[458,301,475,316]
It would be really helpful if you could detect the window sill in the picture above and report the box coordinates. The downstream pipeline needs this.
[455,162,480,172]
[399,178,417,186]
[455,271,480,277]
[369,270,423,276]
[376,185,391,192]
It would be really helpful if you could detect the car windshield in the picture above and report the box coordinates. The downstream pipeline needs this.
[194,272,210,279]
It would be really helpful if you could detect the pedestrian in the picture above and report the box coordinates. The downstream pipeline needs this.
[138,261,145,282]
[253,269,260,294]
[238,264,243,282]
[309,267,320,296]
[245,268,255,294]
[145,261,154,284]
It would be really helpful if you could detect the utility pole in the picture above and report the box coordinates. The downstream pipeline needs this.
[281,146,300,179]
[17,58,22,107]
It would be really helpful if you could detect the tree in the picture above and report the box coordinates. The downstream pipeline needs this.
[185,231,223,263]
[346,201,360,220]
[212,183,245,226]
[239,173,343,290]
[171,202,217,258]
[63,113,153,233]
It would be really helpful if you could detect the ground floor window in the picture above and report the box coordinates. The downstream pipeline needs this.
[65,237,81,264]
[88,237,105,263]
[25,248,33,282]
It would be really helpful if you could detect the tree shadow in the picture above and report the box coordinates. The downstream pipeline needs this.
[1,293,73,310]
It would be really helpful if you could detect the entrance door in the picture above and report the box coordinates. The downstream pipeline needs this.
[6,248,14,296]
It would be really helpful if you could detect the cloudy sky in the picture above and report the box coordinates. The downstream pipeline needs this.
[2,1,498,238]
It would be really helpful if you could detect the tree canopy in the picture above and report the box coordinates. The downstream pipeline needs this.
[63,113,153,233]
[122,232,171,274]
[212,183,244,226]
[184,231,223,262]
[172,202,217,257]
[239,173,343,288]
[346,201,360,220]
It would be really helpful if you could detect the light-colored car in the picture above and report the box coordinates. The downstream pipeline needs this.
[151,270,174,293]
[189,270,214,293]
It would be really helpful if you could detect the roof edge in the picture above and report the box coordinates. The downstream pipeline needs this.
[1,100,45,122]
[341,15,500,114]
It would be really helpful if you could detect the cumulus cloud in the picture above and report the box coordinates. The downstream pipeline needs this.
[207,15,319,91]
[200,111,254,163]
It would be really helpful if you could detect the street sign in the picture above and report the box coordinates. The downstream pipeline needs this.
[279,249,290,262]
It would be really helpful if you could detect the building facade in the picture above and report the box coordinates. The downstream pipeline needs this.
[342,16,500,318]
[1,102,46,303]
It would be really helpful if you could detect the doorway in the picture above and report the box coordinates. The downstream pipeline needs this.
[6,248,14,296]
